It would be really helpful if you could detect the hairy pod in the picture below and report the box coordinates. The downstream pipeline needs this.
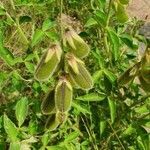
[141,48,150,83]
[55,76,73,112]
[66,53,93,90]
[64,29,90,58]
[34,44,62,81]
[56,111,68,123]
[139,75,150,93]
[117,62,140,86]
[41,89,56,115]
[45,114,60,131]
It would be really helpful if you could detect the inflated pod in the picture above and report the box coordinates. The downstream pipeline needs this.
[141,48,150,83]
[55,76,73,112]
[139,75,150,93]
[66,53,93,90]
[35,44,62,81]
[45,114,60,131]
[41,89,56,115]
[63,28,90,58]
[117,62,140,86]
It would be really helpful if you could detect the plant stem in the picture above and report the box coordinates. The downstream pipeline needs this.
[108,121,126,150]
[103,0,113,56]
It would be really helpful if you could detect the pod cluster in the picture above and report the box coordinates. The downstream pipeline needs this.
[118,47,150,93]
[34,28,93,130]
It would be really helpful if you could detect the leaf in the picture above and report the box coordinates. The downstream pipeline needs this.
[116,2,128,23]
[31,29,45,47]
[107,28,120,61]
[25,62,35,73]
[3,114,19,142]
[100,120,106,136]
[42,19,55,31]
[103,69,117,83]
[120,34,138,50]
[94,10,107,26]
[76,93,106,101]
[72,101,91,114]
[46,145,67,150]
[15,97,28,127]
[64,131,79,142]
[122,124,136,137]
[108,97,116,124]
[84,18,97,27]
[9,142,21,150]
[92,70,103,83]
[0,31,14,65]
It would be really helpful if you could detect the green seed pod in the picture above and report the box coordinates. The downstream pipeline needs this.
[118,62,140,86]
[56,111,68,123]
[41,89,56,115]
[34,44,62,81]
[55,76,73,112]
[116,2,128,23]
[66,53,93,90]
[141,48,150,83]
[139,75,150,93]
[64,29,90,58]
[45,114,60,131]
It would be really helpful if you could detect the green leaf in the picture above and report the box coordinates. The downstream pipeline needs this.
[103,69,117,83]
[92,70,103,83]
[31,29,45,47]
[100,120,106,136]
[107,28,120,61]
[0,31,14,65]
[76,93,106,101]
[3,114,19,142]
[85,18,97,27]
[15,97,28,127]
[64,131,79,142]
[108,97,116,124]
[94,10,107,26]
[42,19,55,31]
[25,62,35,73]
[72,101,91,114]
[46,146,67,150]
[120,34,138,50]
[116,2,128,23]
[9,142,21,150]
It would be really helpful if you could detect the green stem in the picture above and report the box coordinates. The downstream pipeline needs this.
[103,0,113,60]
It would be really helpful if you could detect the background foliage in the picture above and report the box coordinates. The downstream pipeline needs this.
[0,0,149,149]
